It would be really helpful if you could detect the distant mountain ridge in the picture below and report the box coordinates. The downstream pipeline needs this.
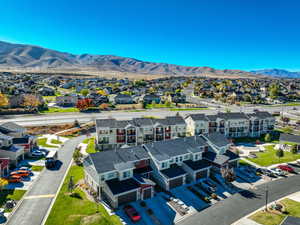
[251,69,300,78]
[0,40,256,77]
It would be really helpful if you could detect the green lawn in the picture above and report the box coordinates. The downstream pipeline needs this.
[86,137,96,154]
[45,165,121,225]
[146,103,175,109]
[40,107,79,114]
[249,198,300,225]
[37,138,57,148]
[268,102,300,107]
[30,165,45,172]
[169,107,209,111]
[51,139,63,145]
[247,145,300,166]
[239,159,251,167]
[0,189,26,211]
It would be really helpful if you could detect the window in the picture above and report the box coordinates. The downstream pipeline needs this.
[101,175,105,181]
[123,170,131,179]
[107,172,115,179]
[184,155,189,160]
[179,156,183,162]
[195,154,199,160]
[161,162,167,169]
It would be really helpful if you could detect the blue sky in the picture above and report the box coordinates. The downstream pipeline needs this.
[1,0,300,71]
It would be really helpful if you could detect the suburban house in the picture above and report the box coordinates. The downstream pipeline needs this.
[185,111,275,138]
[114,94,134,104]
[143,94,161,104]
[84,133,239,208]
[83,146,155,208]
[95,116,187,150]
[0,122,36,154]
[0,133,25,166]
[56,95,79,107]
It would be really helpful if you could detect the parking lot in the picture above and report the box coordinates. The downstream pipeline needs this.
[115,175,239,225]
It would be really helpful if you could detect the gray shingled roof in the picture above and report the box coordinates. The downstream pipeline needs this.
[188,114,208,121]
[132,118,153,126]
[217,112,248,120]
[95,119,134,128]
[0,122,26,133]
[247,111,273,119]
[89,146,149,174]
[203,133,230,147]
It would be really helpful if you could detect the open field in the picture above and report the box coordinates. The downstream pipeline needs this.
[247,145,300,166]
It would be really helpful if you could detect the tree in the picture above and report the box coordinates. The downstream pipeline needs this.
[291,144,298,154]
[0,93,9,108]
[80,89,89,97]
[0,178,8,191]
[22,95,40,110]
[68,176,75,193]
[264,133,272,142]
[269,83,279,99]
[221,166,236,183]
[97,89,108,96]
[73,148,83,165]
[276,149,284,162]
[76,98,93,111]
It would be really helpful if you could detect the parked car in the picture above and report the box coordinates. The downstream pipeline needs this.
[6,176,22,183]
[297,159,300,165]
[124,205,141,222]
[256,168,276,177]
[10,170,31,177]
[270,168,285,176]
[31,150,45,157]
[248,153,257,158]
[278,165,295,173]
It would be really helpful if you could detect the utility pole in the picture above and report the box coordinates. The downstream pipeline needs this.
[265,184,269,211]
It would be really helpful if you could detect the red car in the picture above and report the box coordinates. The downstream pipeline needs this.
[278,165,295,173]
[124,205,141,222]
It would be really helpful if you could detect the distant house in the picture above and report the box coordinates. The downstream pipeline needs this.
[143,94,161,104]
[56,95,79,107]
[114,94,134,104]
[38,87,55,96]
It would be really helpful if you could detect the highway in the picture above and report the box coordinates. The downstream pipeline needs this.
[0,105,299,126]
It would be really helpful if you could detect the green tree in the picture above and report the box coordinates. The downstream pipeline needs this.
[276,149,284,162]
[264,133,272,142]
[80,89,89,97]
[68,176,75,193]
[291,144,298,154]
[73,148,83,165]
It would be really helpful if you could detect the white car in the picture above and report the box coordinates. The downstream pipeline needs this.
[31,150,45,157]
[270,168,285,176]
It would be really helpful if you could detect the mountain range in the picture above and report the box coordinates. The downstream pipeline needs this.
[250,69,300,78]
[0,40,256,77]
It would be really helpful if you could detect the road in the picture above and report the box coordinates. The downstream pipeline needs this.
[180,173,300,225]
[0,105,299,126]
[6,135,86,225]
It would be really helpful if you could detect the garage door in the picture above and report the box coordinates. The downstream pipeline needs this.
[229,161,238,168]
[196,170,208,180]
[169,177,183,189]
[143,188,152,199]
[118,191,137,206]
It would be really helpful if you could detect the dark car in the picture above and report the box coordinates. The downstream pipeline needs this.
[124,205,141,222]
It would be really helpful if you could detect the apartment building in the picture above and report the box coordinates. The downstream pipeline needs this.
[185,111,275,138]
[83,146,155,208]
[84,133,239,208]
[95,116,186,150]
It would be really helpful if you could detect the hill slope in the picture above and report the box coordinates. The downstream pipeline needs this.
[251,69,300,78]
[0,40,255,77]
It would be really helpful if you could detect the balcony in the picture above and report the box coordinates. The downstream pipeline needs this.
[116,129,125,135]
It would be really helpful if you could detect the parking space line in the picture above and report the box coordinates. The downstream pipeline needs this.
[24,194,55,199]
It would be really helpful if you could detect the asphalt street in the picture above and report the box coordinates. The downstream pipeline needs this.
[5,135,86,225]
[180,173,300,225]
[0,105,299,126]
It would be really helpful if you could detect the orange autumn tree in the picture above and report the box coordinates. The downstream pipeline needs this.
[22,95,40,110]
[0,93,9,108]
[76,98,93,111]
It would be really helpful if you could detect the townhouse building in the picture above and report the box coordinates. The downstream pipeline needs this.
[84,133,239,208]
[95,116,186,150]
[185,111,275,138]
